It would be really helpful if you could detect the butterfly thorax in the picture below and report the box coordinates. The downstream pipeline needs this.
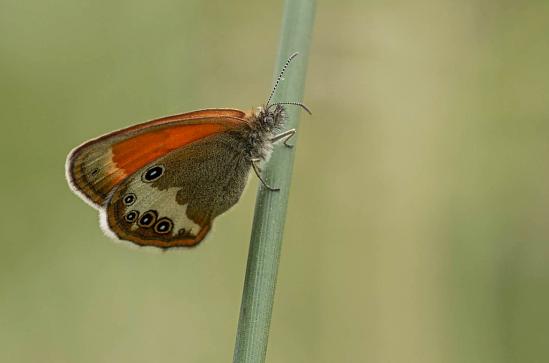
[241,104,287,161]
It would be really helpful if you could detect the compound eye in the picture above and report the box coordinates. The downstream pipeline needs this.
[142,165,164,182]
[265,116,274,124]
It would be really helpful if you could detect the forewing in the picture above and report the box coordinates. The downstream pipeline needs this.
[66,109,247,208]
[104,132,251,248]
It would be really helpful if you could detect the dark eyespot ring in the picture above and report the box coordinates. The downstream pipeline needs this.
[154,218,173,234]
[137,210,157,228]
[142,165,165,182]
[123,193,136,206]
[124,210,139,223]
[90,168,100,177]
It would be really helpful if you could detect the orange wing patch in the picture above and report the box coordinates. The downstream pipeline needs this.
[111,123,231,183]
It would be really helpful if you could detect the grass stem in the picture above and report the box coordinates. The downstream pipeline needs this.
[232,0,316,362]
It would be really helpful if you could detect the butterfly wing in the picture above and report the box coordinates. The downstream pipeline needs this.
[103,132,252,248]
[66,109,248,208]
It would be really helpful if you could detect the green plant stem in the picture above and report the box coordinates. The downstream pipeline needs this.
[232,0,316,362]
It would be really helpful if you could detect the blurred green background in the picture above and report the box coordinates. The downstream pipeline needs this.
[2,0,549,362]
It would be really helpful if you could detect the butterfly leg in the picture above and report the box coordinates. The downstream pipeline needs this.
[270,129,296,148]
[250,159,280,191]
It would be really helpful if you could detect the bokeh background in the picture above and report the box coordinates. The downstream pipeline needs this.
[2,0,549,362]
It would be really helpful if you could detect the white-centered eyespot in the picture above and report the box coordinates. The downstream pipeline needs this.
[137,210,157,228]
[124,210,139,223]
[142,165,165,183]
[123,193,136,206]
[154,218,173,234]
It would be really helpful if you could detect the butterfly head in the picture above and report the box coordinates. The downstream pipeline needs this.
[255,104,287,132]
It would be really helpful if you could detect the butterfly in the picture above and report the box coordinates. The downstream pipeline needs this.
[65,52,311,249]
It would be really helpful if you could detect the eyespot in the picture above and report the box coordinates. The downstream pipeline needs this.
[124,210,139,223]
[142,165,164,182]
[90,168,99,177]
[123,193,136,206]
[154,218,173,234]
[137,210,157,228]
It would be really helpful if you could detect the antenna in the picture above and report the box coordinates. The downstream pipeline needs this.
[265,52,300,107]
[267,102,312,115]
